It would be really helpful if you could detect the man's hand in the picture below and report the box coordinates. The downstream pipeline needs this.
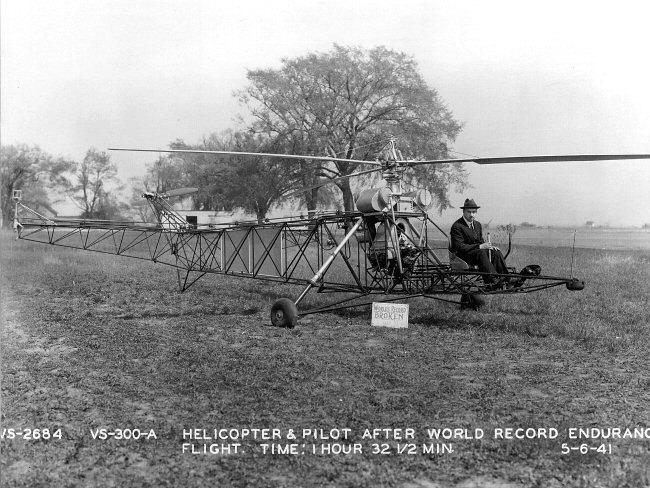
[480,243,500,251]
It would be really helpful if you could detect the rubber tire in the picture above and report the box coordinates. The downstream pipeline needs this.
[460,293,485,311]
[566,278,585,291]
[270,298,299,328]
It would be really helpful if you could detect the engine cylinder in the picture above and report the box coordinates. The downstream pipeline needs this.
[355,188,391,213]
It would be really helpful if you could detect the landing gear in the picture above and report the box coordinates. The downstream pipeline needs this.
[566,278,585,291]
[270,298,299,328]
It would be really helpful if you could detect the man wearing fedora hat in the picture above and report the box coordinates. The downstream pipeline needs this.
[450,198,510,287]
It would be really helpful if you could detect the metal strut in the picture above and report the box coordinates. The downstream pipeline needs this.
[293,217,364,307]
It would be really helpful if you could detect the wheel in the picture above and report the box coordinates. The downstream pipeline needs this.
[460,293,485,311]
[270,298,299,328]
[566,278,585,291]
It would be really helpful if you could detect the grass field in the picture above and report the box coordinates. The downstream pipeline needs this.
[1,230,649,487]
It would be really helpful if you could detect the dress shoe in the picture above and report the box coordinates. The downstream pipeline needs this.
[507,277,526,289]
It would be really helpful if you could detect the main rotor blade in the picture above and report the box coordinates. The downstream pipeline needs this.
[109,147,383,166]
[165,187,199,197]
[285,167,384,198]
[403,154,650,166]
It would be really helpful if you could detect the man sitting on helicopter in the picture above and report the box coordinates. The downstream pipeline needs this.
[450,198,511,288]
[366,219,418,276]
[396,222,414,252]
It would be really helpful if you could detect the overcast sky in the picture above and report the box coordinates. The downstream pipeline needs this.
[2,0,649,226]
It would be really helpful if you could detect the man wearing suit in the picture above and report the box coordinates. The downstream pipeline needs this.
[450,198,509,286]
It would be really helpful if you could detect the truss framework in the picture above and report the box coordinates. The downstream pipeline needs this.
[13,196,581,315]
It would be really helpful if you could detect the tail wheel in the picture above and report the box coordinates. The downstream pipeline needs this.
[566,278,585,291]
[270,298,299,328]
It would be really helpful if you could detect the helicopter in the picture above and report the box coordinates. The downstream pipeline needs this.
[12,139,650,327]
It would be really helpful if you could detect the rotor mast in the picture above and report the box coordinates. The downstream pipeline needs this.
[382,137,406,204]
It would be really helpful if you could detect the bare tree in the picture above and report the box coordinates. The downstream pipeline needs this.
[70,148,122,219]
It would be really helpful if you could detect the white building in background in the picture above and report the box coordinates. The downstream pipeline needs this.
[177,209,253,228]
[172,198,340,227]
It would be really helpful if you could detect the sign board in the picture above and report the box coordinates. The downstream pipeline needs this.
[371,303,409,328]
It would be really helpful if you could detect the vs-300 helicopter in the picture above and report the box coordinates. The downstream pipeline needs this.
[12,139,650,327]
